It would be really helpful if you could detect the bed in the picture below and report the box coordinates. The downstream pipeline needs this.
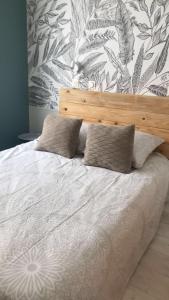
[0,89,169,300]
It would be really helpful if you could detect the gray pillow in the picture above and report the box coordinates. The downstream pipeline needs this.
[36,115,82,158]
[84,124,135,173]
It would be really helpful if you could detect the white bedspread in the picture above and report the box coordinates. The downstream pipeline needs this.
[0,142,169,300]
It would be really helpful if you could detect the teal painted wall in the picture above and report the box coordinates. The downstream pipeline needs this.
[0,0,29,150]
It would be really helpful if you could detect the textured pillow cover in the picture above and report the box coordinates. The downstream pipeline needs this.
[79,124,164,168]
[36,115,82,158]
[133,131,164,168]
[84,124,135,173]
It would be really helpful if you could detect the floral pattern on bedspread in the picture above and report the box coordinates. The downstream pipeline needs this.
[0,142,169,300]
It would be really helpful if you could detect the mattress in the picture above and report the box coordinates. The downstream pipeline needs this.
[0,141,169,300]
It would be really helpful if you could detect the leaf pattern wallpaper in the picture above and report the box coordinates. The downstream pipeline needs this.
[27,0,169,112]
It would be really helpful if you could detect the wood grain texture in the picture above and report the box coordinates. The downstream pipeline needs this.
[59,88,169,158]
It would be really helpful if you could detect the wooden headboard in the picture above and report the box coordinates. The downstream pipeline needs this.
[59,88,169,159]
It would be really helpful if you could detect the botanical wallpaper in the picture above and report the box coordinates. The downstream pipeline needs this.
[27,0,169,110]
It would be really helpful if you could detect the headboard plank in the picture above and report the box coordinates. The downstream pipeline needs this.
[60,88,169,114]
[59,88,169,158]
[60,101,169,134]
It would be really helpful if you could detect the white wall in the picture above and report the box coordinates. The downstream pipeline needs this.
[29,106,57,132]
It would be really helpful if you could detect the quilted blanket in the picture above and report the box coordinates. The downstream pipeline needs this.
[0,142,169,300]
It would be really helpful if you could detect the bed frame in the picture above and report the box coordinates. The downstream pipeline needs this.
[59,88,169,159]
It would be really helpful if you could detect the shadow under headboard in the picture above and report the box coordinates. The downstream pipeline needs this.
[59,88,169,159]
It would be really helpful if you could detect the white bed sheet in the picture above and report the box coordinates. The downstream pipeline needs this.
[0,141,169,300]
